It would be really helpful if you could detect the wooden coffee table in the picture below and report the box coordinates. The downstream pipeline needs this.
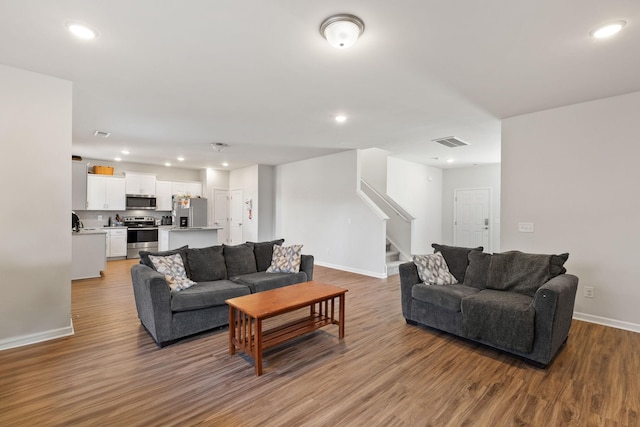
[226,281,347,376]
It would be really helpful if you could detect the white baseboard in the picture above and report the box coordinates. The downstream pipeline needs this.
[573,312,640,334]
[315,261,387,279]
[0,320,74,351]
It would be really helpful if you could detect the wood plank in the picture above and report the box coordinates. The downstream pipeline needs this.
[0,259,639,426]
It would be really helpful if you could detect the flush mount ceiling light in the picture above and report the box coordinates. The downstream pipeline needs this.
[66,22,98,40]
[335,115,347,123]
[590,21,626,38]
[320,14,365,49]
[211,142,229,152]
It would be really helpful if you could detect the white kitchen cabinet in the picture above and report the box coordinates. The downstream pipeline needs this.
[72,231,107,279]
[87,175,126,210]
[187,182,203,197]
[171,181,203,197]
[156,180,173,211]
[125,172,156,195]
[106,228,127,258]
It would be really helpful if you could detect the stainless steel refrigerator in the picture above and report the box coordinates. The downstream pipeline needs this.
[172,196,208,227]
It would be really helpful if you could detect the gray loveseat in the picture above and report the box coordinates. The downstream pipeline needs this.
[400,244,578,366]
[131,239,314,346]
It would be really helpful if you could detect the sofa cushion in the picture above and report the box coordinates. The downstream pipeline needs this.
[149,253,196,292]
[140,245,190,275]
[232,271,308,293]
[461,289,535,353]
[185,245,226,282]
[463,251,492,289]
[267,244,303,273]
[170,280,251,312]
[412,283,480,312]
[223,243,257,278]
[431,244,483,283]
[487,251,569,297]
[251,239,285,272]
[412,253,458,285]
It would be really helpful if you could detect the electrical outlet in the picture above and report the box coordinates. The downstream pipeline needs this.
[584,286,594,298]
[98,215,103,221]
[518,222,534,233]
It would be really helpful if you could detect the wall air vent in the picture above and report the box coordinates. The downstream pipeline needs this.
[433,136,469,148]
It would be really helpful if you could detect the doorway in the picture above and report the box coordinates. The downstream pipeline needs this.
[229,188,243,244]
[454,188,491,252]
[212,188,229,244]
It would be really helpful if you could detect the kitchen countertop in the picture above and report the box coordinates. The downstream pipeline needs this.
[72,229,108,235]
[160,226,222,232]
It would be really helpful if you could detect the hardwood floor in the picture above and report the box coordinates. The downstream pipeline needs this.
[1,259,639,426]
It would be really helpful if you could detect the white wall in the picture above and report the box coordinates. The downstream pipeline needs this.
[387,157,443,255]
[84,158,202,181]
[360,148,390,193]
[257,165,275,241]
[442,164,501,252]
[502,91,640,331]
[0,65,73,349]
[275,151,387,277]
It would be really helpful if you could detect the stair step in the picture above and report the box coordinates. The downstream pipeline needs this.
[386,260,404,276]
[386,251,400,262]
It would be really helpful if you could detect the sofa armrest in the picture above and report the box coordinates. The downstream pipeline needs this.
[300,254,314,281]
[532,274,579,362]
[399,261,420,320]
[130,263,174,344]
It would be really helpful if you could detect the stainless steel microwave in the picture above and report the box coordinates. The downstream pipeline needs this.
[126,195,157,210]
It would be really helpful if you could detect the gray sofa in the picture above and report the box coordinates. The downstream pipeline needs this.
[131,239,314,346]
[400,244,578,366]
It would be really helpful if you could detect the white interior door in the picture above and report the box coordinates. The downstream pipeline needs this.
[454,188,491,251]
[212,189,229,244]
[229,189,243,244]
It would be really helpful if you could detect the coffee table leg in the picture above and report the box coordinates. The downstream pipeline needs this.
[229,306,236,355]
[339,294,345,339]
[255,318,263,376]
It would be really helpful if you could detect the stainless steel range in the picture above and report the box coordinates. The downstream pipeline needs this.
[123,216,158,259]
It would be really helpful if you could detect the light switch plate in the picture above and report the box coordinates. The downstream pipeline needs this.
[518,222,534,233]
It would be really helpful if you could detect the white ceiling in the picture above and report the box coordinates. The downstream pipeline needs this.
[1,1,639,171]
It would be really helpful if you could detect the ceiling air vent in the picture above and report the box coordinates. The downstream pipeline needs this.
[433,136,469,148]
[93,130,111,138]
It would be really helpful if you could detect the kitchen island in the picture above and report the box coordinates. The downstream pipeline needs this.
[158,226,220,251]
[71,229,107,280]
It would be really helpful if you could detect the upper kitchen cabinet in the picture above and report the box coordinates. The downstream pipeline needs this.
[125,172,156,195]
[87,175,126,210]
[156,180,172,211]
[72,161,88,210]
[172,181,203,197]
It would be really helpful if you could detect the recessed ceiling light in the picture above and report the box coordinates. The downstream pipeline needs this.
[590,21,626,39]
[447,159,455,163]
[335,115,347,123]
[177,156,185,162]
[66,22,98,40]
[222,162,229,167]
[114,157,122,162]
[164,162,171,167]
[121,150,130,155]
